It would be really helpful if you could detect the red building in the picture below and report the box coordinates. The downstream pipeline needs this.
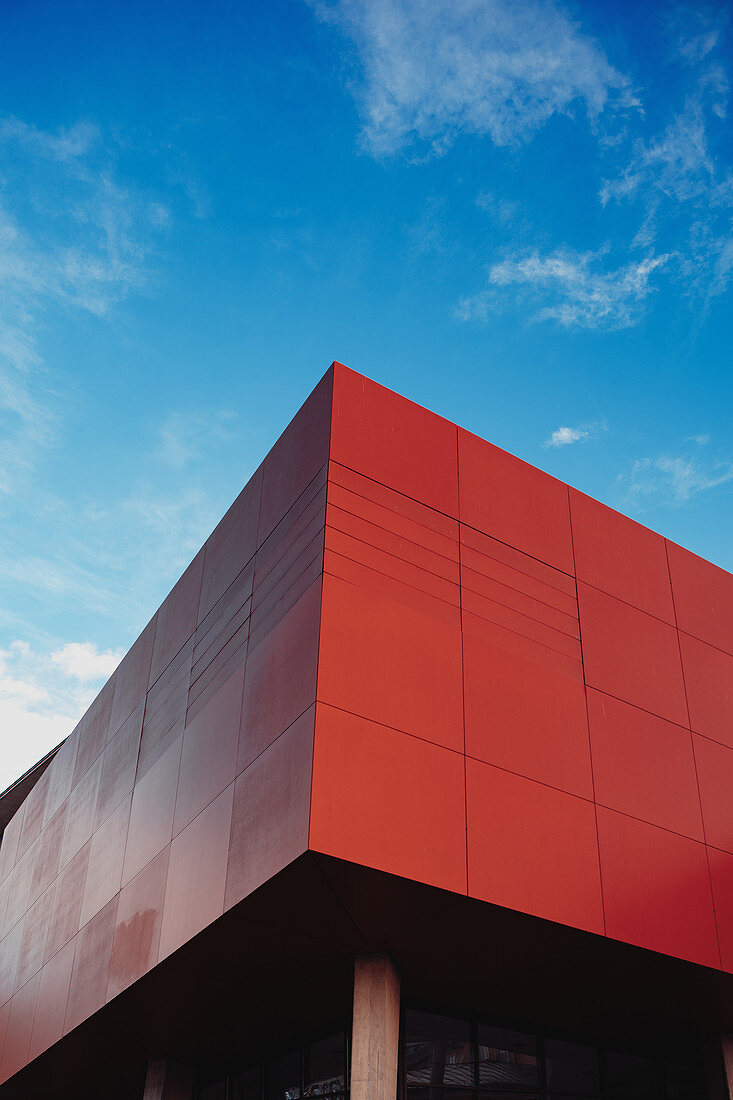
[0,362,732,1099]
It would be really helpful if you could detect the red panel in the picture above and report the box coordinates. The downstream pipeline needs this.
[226,708,313,911]
[58,756,102,871]
[107,846,170,1002]
[693,735,733,854]
[27,938,75,1062]
[0,809,24,887]
[149,548,204,687]
[679,632,733,747]
[79,795,131,927]
[707,847,733,973]
[15,887,53,993]
[588,690,703,840]
[73,677,115,786]
[0,921,23,1009]
[1,971,40,1083]
[158,783,234,963]
[174,663,244,835]
[459,428,574,574]
[238,581,320,773]
[464,632,593,798]
[2,846,34,940]
[466,759,604,935]
[198,466,262,623]
[94,701,143,831]
[326,500,459,586]
[570,489,675,622]
[43,842,90,965]
[258,366,332,544]
[597,807,719,968]
[668,540,733,655]
[42,730,79,828]
[109,615,156,737]
[310,704,467,895]
[17,771,48,862]
[63,897,118,1035]
[29,802,67,903]
[330,364,459,517]
[318,574,463,753]
[324,547,460,629]
[122,734,182,888]
[577,583,688,726]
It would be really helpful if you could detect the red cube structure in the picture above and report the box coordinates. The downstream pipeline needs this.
[1,361,733,1099]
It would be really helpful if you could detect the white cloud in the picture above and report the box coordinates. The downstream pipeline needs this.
[0,639,119,791]
[667,8,728,66]
[50,641,123,682]
[620,453,733,508]
[309,0,635,158]
[600,99,714,208]
[544,421,606,447]
[457,249,667,329]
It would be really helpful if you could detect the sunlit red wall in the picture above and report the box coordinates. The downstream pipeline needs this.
[0,361,732,1087]
[312,365,733,973]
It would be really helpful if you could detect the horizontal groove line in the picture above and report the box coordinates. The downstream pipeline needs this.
[328,478,458,548]
[327,497,458,566]
[253,495,327,589]
[461,538,576,601]
[460,572,579,639]
[463,604,582,663]
[323,554,460,618]
[251,526,325,606]
[326,521,459,589]
[577,577,678,630]
[329,460,457,533]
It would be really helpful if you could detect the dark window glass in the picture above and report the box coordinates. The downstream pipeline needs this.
[405,1011,476,1087]
[267,1049,302,1100]
[605,1051,657,1098]
[305,1033,346,1095]
[545,1039,599,1095]
[200,1083,227,1100]
[478,1025,538,1090]
[407,1090,475,1100]
[233,1066,263,1100]
[664,1061,707,1100]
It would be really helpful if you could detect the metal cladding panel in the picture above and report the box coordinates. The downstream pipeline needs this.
[0,369,332,1085]
[2,360,733,1085]
[310,361,733,975]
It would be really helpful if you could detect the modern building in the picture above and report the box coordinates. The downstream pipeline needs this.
[0,362,733,1100]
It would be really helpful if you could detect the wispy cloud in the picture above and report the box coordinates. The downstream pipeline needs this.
[156,409,238,470]
[666,7,728,66]
[599,34,732,301]
[456,249,668,329]
[0,116,168,497]
[544,421,607,447]
[619,452,733,509]
[309,0,635,158]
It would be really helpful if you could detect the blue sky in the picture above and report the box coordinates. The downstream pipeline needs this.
[0,0,731,785]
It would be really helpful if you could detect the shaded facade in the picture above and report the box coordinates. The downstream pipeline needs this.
[1,362,733,1098]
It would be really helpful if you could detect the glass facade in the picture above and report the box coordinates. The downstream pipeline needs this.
[196,1009,707,1100]
[404,1010,707,1100]
[198,1031,348,1099]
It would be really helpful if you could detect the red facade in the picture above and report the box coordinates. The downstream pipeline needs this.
[0,361,732,1092]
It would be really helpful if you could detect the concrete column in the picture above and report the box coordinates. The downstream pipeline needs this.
[350,952,401,1100]
[720,1036,733,1100]
[143,1059,194,1100]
